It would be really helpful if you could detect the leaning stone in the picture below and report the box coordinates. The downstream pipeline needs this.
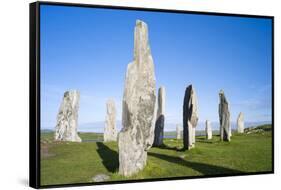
[54,90,81,142]
[183,85,199,150]
[118,20,157,177]
[237,112,244,133]
[219,90,231,141]
[104,99,117,142]
[153,86,165,147]
[205,120,212,140]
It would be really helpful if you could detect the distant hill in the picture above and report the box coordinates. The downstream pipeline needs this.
[41,129,53,133]
[244,124,272,134]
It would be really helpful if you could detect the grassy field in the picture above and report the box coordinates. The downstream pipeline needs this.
[40,125,272,186]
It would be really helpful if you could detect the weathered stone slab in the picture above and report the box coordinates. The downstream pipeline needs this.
[104,99,117,142]
[118,20,157,177]
[153,86,165,147]
[54,90,81,142]
[237,112,244,133]
[219,90,231,141]
[183,85,198,149]
[205,120,212,140]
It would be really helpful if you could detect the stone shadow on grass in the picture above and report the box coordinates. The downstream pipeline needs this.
[148,152,243,175]
[196,135,221,144]
[96,142,119,173]
[157,144,185,152]
[195,139,217,144]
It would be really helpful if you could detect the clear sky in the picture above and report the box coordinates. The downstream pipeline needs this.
[40,4,272,131]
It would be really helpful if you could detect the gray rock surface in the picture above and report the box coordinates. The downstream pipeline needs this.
[237,112,244,133]
[183,85,199,150]
[153,86,165,147]
[219,90,231,141]
[104,99,117,142]
[176,124,181,139]
[118,20,157,177]
[205,120,212,140]
[54,90,81,142]
[92,174,110,182]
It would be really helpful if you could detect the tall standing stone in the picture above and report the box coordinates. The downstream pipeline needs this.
[54,90,81,142]
[153,86,165,147]
[183,85,199,150]
[104,99,117,142]
[176,124,181,139]
[205,120,212,140]
[237,112,244,133]
[219,90,231,141]
[118,20,157,177]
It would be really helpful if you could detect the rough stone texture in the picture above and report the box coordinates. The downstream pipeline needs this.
[92,174,110,182]
[237,112,244,133]
[205,120,212,140]
[219,90,231,141]
[153,86,165,147]
[176,124,181,139]
[118,20,157,177]
[54,90,81,142]
[183,85,199,150]
[104,99,117,142]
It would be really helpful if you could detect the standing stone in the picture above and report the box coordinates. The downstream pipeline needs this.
[104,99,117,142]
[118,20,157,177]
[153,86,165,147]
[54,90,81,142]
[237,112,244,133]
[205,120,212,140]
[183,85,199,150]
[219,90,231,141]
[176,124,181,139]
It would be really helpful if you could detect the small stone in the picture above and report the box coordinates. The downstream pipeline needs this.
[104,99,117,142]
[205,120,212,140]
[54,90,81,142]
[179,154,186,159]
[92,174,110,182]
[237,112,244,133]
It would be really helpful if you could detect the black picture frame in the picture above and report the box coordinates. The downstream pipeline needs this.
[29,1,274,189]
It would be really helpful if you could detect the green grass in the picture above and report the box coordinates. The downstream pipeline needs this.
[41,132,103,143]
[40,126,272,186]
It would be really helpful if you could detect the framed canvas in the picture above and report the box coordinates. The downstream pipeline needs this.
[29,1,274,189]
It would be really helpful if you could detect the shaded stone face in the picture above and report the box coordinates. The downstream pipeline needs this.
[219,90,231,141]
[54,90,81,142]
[104,99,117,142]
[118,20,157,177]
[183,85,198,150]
[205,120,212,140]
[237,112,244,133]
[153,86,165,147]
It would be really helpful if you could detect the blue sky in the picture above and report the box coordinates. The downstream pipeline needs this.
[40,5,272,131]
